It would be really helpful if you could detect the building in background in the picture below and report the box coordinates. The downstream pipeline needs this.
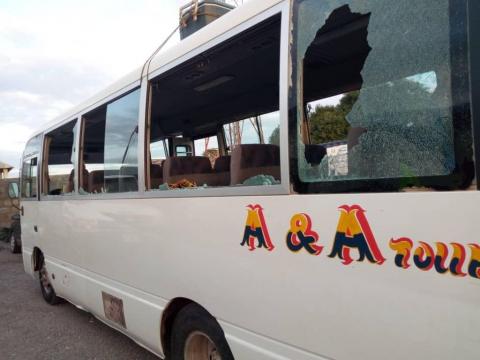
[0,162,13,180]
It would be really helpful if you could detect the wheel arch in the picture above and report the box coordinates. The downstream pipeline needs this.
[32,246,44,271]
[161,297,219,357]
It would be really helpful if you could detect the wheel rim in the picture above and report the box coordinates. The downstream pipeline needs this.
[184,331,221,360]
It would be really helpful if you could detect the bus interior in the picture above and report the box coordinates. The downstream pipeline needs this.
[147,14,281,190]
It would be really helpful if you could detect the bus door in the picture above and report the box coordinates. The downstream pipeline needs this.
[20,135,42,271]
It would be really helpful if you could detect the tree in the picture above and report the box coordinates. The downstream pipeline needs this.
[308,91,359,144]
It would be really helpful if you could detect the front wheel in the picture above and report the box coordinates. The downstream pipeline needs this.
[39,257,62,305]
[9,230,20,254]
[170,303,234,360]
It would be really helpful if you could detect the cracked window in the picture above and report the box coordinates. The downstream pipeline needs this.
[291,0,473,191]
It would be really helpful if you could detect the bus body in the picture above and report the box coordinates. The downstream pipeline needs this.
[20,0,480,359]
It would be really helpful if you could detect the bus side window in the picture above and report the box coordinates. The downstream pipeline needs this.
[223,112,281,152]
[80,88,141,194]
[21,157,38,199]
[42,120,77,196]
[21,135,41,199]
[291,1,473,191]
[149,139,168,190]
[175,145,192,157]
[147,14,282,190]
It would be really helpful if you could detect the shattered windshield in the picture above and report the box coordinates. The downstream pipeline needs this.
[291,0,472,189]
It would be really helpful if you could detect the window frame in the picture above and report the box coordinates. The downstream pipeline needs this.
[77,86,142,197]
[143,1,290,198]
[41,118,79,198]
[33,1,291,202]
[39,118,78,201]
[20,134,42,201]
[20,155,39,201]
[288,0,475,194]
[38,81,142,202]
[469,0,480,189]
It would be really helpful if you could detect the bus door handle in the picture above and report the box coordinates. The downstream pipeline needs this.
[34,225,38,232]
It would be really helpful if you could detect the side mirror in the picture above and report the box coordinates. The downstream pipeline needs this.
[8,182,19,199]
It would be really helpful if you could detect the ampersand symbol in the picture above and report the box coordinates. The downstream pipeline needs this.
[286,213,323,256]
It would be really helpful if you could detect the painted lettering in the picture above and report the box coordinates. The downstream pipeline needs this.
[329,205,385,265]
[468,244,480,279]
[286,213,323,255]
[434,242,449,274]
[413,242,435,271]
[389,237,413,269]
[241,204,275,251]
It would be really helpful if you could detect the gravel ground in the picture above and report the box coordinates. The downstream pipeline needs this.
[0,242,160,360]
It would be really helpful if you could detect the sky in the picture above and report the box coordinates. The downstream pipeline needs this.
[0,0,208,176]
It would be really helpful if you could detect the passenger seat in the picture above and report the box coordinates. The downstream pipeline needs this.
[230,144,280,185]
[211,156,231,187]
[150,163,163,189]
[67,165,90,192]
[163,156,214,186]
[88,170,104,193]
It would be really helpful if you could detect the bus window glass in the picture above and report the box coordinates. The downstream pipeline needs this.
[224,111,280,149]
[291,0,473,191]
[150,139,168,189]
[148,15,281,190]
[194,135,219,166]
[21,157,38,199]
[81,89,140,194]
[262,111,281,146]
[175,145,192,157]
[224,119,261,147]
[104,89,140,193]
[150,139,168,161]
[194,136,218,158]
[21,135,41,198]
[43,120,77,195]
[23,135,41,158]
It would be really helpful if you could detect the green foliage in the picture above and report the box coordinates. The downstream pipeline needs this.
[308,91,359,144]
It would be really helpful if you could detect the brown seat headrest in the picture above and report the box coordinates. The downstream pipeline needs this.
[213,156,231,172]
[163,156,212,177]
[150,163,163,177]
[230,144,280,185]
[88,170,104,193]
[150,163,163,189]
[231,144,280,168]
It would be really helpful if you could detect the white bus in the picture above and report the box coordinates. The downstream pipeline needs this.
[19,0,480,359]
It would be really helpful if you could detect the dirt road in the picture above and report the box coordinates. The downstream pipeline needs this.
[0,243,159,360]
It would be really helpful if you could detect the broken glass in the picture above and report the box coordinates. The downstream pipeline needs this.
[292,0,469,186]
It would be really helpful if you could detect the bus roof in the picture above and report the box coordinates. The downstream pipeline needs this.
[32,0,283,138]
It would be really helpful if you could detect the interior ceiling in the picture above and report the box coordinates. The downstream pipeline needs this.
[150,14,281,141]
[303,6,372,103]
[47,120,76,165]
[303,4,438,103]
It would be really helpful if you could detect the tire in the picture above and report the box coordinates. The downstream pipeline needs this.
[170,303,234,360]
[38,256,62,305]
[9,230,20,254]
